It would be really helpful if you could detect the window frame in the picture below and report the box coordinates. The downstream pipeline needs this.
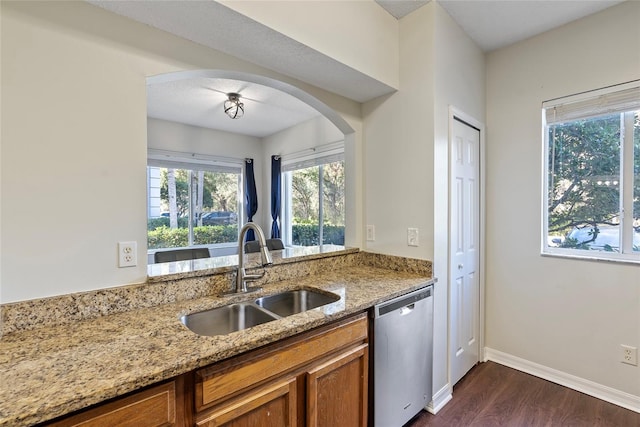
[280,142,345,247]
[147,148,244,254]
[541,82,640,264]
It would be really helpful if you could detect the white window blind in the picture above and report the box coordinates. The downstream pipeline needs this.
[147,148,242,174]
[543,81,640,125]
[281,141,344,172]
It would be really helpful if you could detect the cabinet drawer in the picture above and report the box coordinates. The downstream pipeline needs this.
[48,381,177,427]
[196,313,368,411]
[196,377,297,427]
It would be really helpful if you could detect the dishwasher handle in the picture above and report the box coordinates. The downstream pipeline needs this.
[400,304,415,316]
[374,285,432,318]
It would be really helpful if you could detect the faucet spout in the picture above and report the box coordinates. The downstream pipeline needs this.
[231,222,272,294]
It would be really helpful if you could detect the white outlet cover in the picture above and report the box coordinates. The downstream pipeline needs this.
[621,344,638,366]
[118,241,138,268]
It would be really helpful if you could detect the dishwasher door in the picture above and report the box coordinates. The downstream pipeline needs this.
[373,284,433,427]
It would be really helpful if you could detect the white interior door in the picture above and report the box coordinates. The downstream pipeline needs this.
[450,117,480,386]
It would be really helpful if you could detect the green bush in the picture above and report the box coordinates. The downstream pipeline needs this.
[148,224,344,249]
[147,217,189,231]
[148,225,238,249]
[193,225,238,245]
[292,224,344,246]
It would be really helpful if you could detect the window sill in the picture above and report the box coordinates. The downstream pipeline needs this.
[541,250,640,266]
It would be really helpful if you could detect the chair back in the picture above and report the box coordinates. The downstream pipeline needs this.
[244,238,284,253]
[154,248,210,263]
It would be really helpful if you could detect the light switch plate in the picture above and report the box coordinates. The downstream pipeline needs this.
[408,228,419,247]
[366,225,375,241]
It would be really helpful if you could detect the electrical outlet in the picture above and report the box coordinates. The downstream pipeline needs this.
[408,228,419,247]
[621,345,638,366]
[118,241,137,268]
[366,225,375,241]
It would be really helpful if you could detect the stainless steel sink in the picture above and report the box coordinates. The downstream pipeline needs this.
[254,289,340,317]
[181,302,279,336]
[181,288,341,336]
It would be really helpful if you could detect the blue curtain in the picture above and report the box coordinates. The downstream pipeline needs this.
[270,156,282,238]
[244,158,258,241]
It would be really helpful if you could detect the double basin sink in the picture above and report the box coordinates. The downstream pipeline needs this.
[181,288,340,336]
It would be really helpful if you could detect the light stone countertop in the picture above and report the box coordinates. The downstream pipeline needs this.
[0,252,433,426]
[147,244,354,280]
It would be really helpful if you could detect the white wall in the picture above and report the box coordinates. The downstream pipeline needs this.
[485,1,640,397]
[363,1,486,406]
[432,3,486,404]
[0,1,363,303]
[363,4,436,260]
[220,0,399,90]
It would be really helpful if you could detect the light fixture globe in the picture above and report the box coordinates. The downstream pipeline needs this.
[224,93,244,119]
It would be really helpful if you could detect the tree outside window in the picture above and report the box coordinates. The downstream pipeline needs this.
[147,166,240,249]
[286,160,345,246]
[544,84,639,261]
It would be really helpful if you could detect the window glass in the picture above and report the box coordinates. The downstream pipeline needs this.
[547,114,621,252]
[543,82,640,261]
[634,112,640,252]
[192,170,239,246]
[285,159,345,246]
[321,161,345,244]
[290,165,320,245]
[147,166,240,250]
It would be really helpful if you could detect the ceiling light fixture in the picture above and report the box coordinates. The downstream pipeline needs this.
[224,93,244,119]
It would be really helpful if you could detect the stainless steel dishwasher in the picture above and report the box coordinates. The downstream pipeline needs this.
[372,283,433,427]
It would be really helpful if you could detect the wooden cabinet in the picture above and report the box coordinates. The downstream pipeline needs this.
[194,313,369,427]
[306,344,368,427]
[196,378,298,427]
[47,380,183,427]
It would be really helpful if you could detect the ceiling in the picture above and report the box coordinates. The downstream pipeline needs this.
[147,77,321,138]
[435,0,626,52]
[89,0,625,137]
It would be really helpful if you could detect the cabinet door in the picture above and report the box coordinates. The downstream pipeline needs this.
[306,344,368,427]
[196,378,297,427]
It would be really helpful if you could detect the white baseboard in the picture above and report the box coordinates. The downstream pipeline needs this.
[426,383,453,414]
[484,347,640,414]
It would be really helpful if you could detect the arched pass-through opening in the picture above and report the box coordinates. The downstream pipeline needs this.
[146,69,355,135]
[146,69,359,249]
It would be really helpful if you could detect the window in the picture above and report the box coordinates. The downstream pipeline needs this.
[543,82,640,262]
[282,143,345,246]
[147,150,243,252]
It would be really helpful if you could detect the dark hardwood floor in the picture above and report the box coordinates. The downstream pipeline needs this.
[406,361,640,427]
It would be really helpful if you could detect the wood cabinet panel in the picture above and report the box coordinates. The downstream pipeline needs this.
[48,381,178,427]
[306,344,368,427]
[196,314,367,411]
[195,378,297,427]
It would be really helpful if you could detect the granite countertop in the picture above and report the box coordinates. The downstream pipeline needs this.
[147,244,354,280]
[0,254,433,426]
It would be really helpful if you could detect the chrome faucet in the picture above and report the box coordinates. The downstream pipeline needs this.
[230,222,273,294]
